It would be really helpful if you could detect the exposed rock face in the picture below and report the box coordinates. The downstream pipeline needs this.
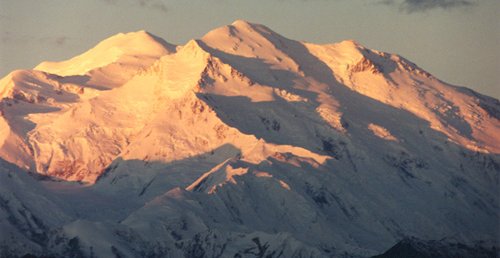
[372,237,498,258]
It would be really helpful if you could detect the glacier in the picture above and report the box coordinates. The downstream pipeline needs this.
[0,20,498,257]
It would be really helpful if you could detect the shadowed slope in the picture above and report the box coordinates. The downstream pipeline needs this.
[0,20,498,258]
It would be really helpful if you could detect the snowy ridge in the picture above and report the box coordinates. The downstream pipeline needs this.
[35,30,175,77]
[0,20,498,257]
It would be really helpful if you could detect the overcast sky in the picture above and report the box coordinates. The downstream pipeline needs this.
[0,0,498,98]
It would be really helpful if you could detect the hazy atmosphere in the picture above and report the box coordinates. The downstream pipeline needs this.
[1,0,498,98]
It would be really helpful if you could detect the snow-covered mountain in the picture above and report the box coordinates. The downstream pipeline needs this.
[0,20,498,257]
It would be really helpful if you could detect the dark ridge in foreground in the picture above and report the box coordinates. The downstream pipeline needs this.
[372,238,498,258]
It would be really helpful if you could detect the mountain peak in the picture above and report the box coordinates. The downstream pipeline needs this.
[113,29,149,38]
[202,20,282,42]
[34,30,175,77]
[1,20,499,258]
[230,19,253,27]
[337,39,363,48]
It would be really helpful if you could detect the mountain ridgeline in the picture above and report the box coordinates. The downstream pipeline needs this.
[0,20,498,257]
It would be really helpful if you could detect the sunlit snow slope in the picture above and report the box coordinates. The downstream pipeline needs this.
[0,20,498,257]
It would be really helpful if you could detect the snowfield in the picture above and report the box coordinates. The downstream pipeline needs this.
[0,20,498,257]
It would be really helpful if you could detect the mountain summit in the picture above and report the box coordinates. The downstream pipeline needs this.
[0,20,498,257]
[35,30,176,77]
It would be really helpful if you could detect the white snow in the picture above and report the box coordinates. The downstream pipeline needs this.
[0,20,498,257]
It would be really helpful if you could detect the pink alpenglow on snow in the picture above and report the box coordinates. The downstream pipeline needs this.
[0,21,498,258]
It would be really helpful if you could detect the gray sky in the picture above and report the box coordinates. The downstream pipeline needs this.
[0,0,498,98]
